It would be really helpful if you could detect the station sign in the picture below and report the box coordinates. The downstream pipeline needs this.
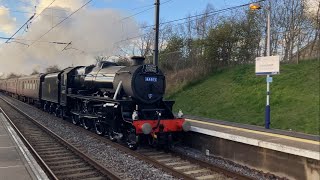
[255,56,280,75]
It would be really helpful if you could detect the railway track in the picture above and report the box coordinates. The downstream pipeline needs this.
[0,95,253,180]
[137,148,246,180]
[0,97,120,180]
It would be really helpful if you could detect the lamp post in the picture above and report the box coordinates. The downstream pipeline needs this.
[250,3,272,129]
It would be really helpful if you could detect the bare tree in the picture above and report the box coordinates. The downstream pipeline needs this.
[117,56,131,66]
[137,23,154,57]
[6,73,21,79]
[307,1,320,56]
[95,55,109,63]
[45,65,61,73]
[30,69,39,75]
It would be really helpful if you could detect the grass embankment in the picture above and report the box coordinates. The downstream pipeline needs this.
[168,59,319,135]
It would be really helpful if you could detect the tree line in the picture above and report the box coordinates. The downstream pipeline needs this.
[1,65,61,79]
[118,0,319,73]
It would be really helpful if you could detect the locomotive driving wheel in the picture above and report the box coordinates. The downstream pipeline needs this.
[94,119,105,136]
[148,135,157,147]
[72,115,79,125]
[127,134,138,150]
[108,128,117,142]
[126,127,138,150]
[82,118,92,130]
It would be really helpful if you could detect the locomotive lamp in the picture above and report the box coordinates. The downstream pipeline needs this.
[177,109,184,118]
[132,110,139,120]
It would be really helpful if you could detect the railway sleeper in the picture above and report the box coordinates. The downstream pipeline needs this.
[54,166,96,175]
[46,159,84,167]
[40,152,73,159]
[57,171,102,179]
[35,146,65,151]
[43,155,79,161]
[36,149,69,155]
[50,163,89,171]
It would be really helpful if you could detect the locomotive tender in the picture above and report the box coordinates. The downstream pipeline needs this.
[0,56,190,149]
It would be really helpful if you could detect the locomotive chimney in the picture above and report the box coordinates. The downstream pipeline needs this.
[131,56,145,66]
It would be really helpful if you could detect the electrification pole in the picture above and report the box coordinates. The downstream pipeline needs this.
[153,0,160,66]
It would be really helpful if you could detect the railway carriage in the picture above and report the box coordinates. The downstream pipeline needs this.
[0,80,6,92]
[6,78,18,97]
[17,74,44,104]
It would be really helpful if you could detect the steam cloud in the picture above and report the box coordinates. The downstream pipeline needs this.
[0,0,139,76]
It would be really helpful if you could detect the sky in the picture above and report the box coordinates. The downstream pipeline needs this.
[0,0,249,40]
[91,0,249,23]
[0,0,251,76]
[0,0,317,76]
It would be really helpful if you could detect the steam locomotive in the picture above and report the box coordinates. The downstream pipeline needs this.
[0,56,190,149]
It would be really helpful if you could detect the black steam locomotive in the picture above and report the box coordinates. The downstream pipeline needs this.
[0,56,190,149]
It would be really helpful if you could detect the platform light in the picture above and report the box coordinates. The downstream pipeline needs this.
[249,2,273,129]
[249,3,261,10]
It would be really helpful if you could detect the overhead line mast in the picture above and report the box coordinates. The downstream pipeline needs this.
[153,0,160,66]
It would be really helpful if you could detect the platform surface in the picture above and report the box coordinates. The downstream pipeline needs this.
[186,115,320,160]
[0,112,48,180]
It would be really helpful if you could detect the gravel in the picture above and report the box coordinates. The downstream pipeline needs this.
[172,146,288,180]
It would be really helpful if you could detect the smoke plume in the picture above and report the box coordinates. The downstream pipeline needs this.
[0,0,139,76]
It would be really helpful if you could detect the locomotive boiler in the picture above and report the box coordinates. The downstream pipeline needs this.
[72,57,165,104]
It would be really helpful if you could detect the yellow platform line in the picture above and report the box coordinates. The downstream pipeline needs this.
[186,119,320,145]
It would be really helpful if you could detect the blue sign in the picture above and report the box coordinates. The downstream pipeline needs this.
[266,77,273,83]
[145,77,157,82]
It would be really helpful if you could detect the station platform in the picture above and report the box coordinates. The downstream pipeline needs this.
[0,112,48,180]
[185,115,320,160]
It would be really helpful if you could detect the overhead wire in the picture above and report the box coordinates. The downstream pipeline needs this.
[8,41,30,47]
[130,3,154,11]
[0,7,67,18]
[12,0,69,12]
[5,14,35,43]
[28,0,93,48]
[0,36,70,44]
[115,0,174,45]
[130,0,173,11]
[3,0,57,44]
[141,0,266,29]
[120,0,173,21]
[115,0,266,45]
[120,6,154,21]
[31,0,57,23]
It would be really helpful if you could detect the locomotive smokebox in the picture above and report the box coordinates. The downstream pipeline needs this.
[131,56,145,66]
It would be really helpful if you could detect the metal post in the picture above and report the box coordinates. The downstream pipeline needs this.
[265,8,271,129]
[153,0,160,66]
[267,9,270,57]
